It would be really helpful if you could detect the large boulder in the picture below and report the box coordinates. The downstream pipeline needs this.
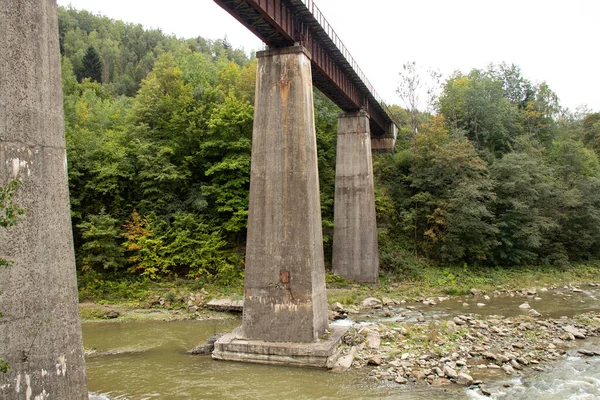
[360,297,382,308]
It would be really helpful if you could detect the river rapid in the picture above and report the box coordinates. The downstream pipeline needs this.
[467,338,600,399]
[85,287,600,399]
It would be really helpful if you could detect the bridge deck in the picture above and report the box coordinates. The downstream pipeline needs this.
[213,0,397,137]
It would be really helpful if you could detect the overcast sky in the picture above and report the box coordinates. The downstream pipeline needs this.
[57,0,599,112]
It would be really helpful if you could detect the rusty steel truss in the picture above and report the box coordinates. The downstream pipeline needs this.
[213,0,397,136]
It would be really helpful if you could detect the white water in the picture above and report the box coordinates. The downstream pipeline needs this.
[468,340,600,399]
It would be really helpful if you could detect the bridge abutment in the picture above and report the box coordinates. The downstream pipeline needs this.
[332,111,379,282]
[0,1,88,398]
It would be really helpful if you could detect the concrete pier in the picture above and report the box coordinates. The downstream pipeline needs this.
[239,46,328,343]
[332,111,379,282]
[0,1,88,398]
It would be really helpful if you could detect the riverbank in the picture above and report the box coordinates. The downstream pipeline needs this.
[78,263,600,322]
[327,263,600,306]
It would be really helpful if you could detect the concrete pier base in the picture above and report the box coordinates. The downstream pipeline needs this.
[240,45,328,344]
[332,111,379,282]
[213,325,347,368]
[0,1,88,398]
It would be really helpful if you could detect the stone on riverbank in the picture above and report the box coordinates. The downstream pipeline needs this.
[456,373,473,386]
[187,333,224,355]
[366,330,381,349]
[368,356,382,365]
[333,346,356,371]
[563,325,586,339]
[577,349,600,356]
[443,365,458,379]
[361,297,382,308]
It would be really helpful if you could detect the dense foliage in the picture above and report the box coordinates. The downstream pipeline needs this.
[58,7,338,285]
[58,7,600,287]
[378,63,600,274]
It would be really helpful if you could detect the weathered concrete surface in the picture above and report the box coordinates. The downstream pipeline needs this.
[332,111,379,282]
[242,46,328,343]
[213,325,347,368]
[371,136,397,151]
[0,1,88,398]
[371,124,398,151]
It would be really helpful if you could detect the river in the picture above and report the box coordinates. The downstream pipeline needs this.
[84,318,462,399]
[84,287,600,399]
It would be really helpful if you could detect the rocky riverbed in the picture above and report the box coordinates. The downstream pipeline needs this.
[328,285,600,397]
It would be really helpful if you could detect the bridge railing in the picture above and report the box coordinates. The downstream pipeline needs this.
[300,0,392,119]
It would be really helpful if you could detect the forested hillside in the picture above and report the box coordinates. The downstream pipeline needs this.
[59,6,600,288]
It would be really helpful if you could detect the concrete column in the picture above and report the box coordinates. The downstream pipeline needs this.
[0,1,88,398]
[242,46,328,343]
[332,111,379,282]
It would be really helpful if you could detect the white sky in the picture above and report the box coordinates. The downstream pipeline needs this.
[57,0,599,112]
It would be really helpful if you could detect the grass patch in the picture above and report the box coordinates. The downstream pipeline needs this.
[77,270,244,308]
[79,307,108,320]
[78,260,600,309]
[326,262,600,305]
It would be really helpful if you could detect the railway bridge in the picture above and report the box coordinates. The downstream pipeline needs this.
[212,0,398,363]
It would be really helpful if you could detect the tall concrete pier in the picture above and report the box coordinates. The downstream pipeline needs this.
[0,1,88,398]
[241,46,328,342]
[213,46,345,367]
[332,111,379,282]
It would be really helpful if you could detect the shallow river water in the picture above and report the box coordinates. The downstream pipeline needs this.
[84,319,461,400]
[85,287,600,400]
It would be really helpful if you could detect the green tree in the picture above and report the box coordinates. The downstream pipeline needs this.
[547,139,600,261]
[0,179,25,231]
[378,116,497,262]
[582,112,600,150]
[0,178,26,269]
[489,62,534,109]
[407,117,497,261]
[77,45,103,83]
[121,210,163,277]
[313,90,339,259]
[128,53,195,215]
[438,69,522,157]
[77,210,125,271]
[200,90,253,238]
[63,78,134,229]
[490,149,559,264]
[121,212,237,281]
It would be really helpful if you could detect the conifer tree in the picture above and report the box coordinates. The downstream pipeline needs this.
[78,45,103,83]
